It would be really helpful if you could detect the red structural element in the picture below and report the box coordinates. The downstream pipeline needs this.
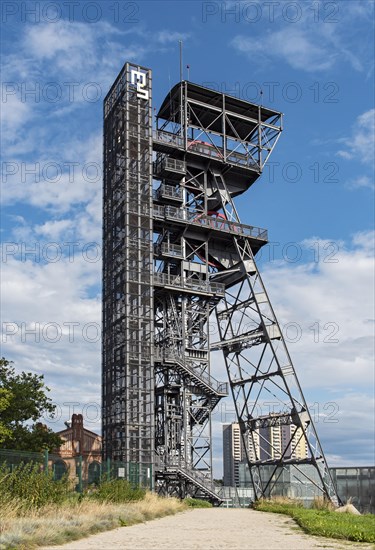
[187,139,224,159]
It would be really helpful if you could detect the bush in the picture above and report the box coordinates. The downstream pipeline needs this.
[185,497,212,508]
[0,461,71,510]
[91,478,146,503]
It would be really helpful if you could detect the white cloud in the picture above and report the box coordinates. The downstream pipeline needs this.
[345,175,374,191]
[156,31,190,44]
[232,29,336,72]
[25,21,96,62]
[1,95,35,154]
[231,3,374,74]
[1,132,102,215]
[34,219,75,240]
[1,94,34,131]
[1,133,104,419]
[337,109,375,168]
[336,150,352,160]
[0,21,148,157]
[262,232,374,389]
[352,230,375,250]
[318,392,375,466]
[1,251,101,429]
[337,109,375,191]
[22,20,134,82]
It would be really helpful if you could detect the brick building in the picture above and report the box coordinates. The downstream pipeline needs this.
[52,413,102,485]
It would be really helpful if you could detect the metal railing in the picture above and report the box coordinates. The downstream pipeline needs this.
[153,272,225,296]
[154,156,186,175]
[154,456,222,502]
[154,242,183,258]
[179,361,227,395]
[153,184,183,201]
[187,140,260,170]
[127,271,152,284]
[177,465,222,502]
[153,130,184,148]
[157,350,227,396]
[153,204,268,241]
[227,149,260,170]
[153,130,260,170]
[187,140,224,160]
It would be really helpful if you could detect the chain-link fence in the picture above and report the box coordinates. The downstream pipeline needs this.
[101,458,153,490]
[0,449,153,492]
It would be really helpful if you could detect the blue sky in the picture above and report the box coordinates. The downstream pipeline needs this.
[1,0,374,475]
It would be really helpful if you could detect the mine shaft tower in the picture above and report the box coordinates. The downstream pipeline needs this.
[102,62,339,505]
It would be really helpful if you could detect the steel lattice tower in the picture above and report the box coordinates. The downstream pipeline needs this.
[102,62,340,505]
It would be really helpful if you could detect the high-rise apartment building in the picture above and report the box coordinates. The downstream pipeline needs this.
[223,423,242,486]
[224,420,308,486]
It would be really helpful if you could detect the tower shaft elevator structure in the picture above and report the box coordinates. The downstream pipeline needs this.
[103,62,339,505]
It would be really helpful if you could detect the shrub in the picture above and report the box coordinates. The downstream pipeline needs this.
[91,478,146,503]
[185,497,212,508]
[0,461,71,510]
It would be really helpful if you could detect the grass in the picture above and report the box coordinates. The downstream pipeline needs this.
[0,463,187,549]
[252,497,375,544]
[0,492,186,549]
[89,478,146,503]
[185,497,213,508]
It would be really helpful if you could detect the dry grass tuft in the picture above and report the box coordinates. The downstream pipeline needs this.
[0,492,186,549]
[311,496,335,511]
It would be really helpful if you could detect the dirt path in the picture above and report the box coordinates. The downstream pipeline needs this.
[42,508,374,550]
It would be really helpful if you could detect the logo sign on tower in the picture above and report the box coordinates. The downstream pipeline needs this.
[130,69,149,101]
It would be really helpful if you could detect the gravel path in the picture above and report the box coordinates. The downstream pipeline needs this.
[42,508,374,550]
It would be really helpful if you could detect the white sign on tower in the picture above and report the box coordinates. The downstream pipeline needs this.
[130,69,149,100]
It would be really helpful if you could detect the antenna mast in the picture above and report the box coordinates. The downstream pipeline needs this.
[179,40,183,82]
[179,40,183,138]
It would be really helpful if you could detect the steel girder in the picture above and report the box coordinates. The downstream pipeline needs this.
[205,168,339,503]
[154,80,339,505]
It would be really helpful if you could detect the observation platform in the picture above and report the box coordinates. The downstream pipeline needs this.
[154,81,283,189]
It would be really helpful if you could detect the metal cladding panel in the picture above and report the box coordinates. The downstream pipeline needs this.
[102,63,154,470]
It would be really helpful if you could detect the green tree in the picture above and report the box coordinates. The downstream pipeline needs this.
[0,388,12,443]
[0,358,62,451]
